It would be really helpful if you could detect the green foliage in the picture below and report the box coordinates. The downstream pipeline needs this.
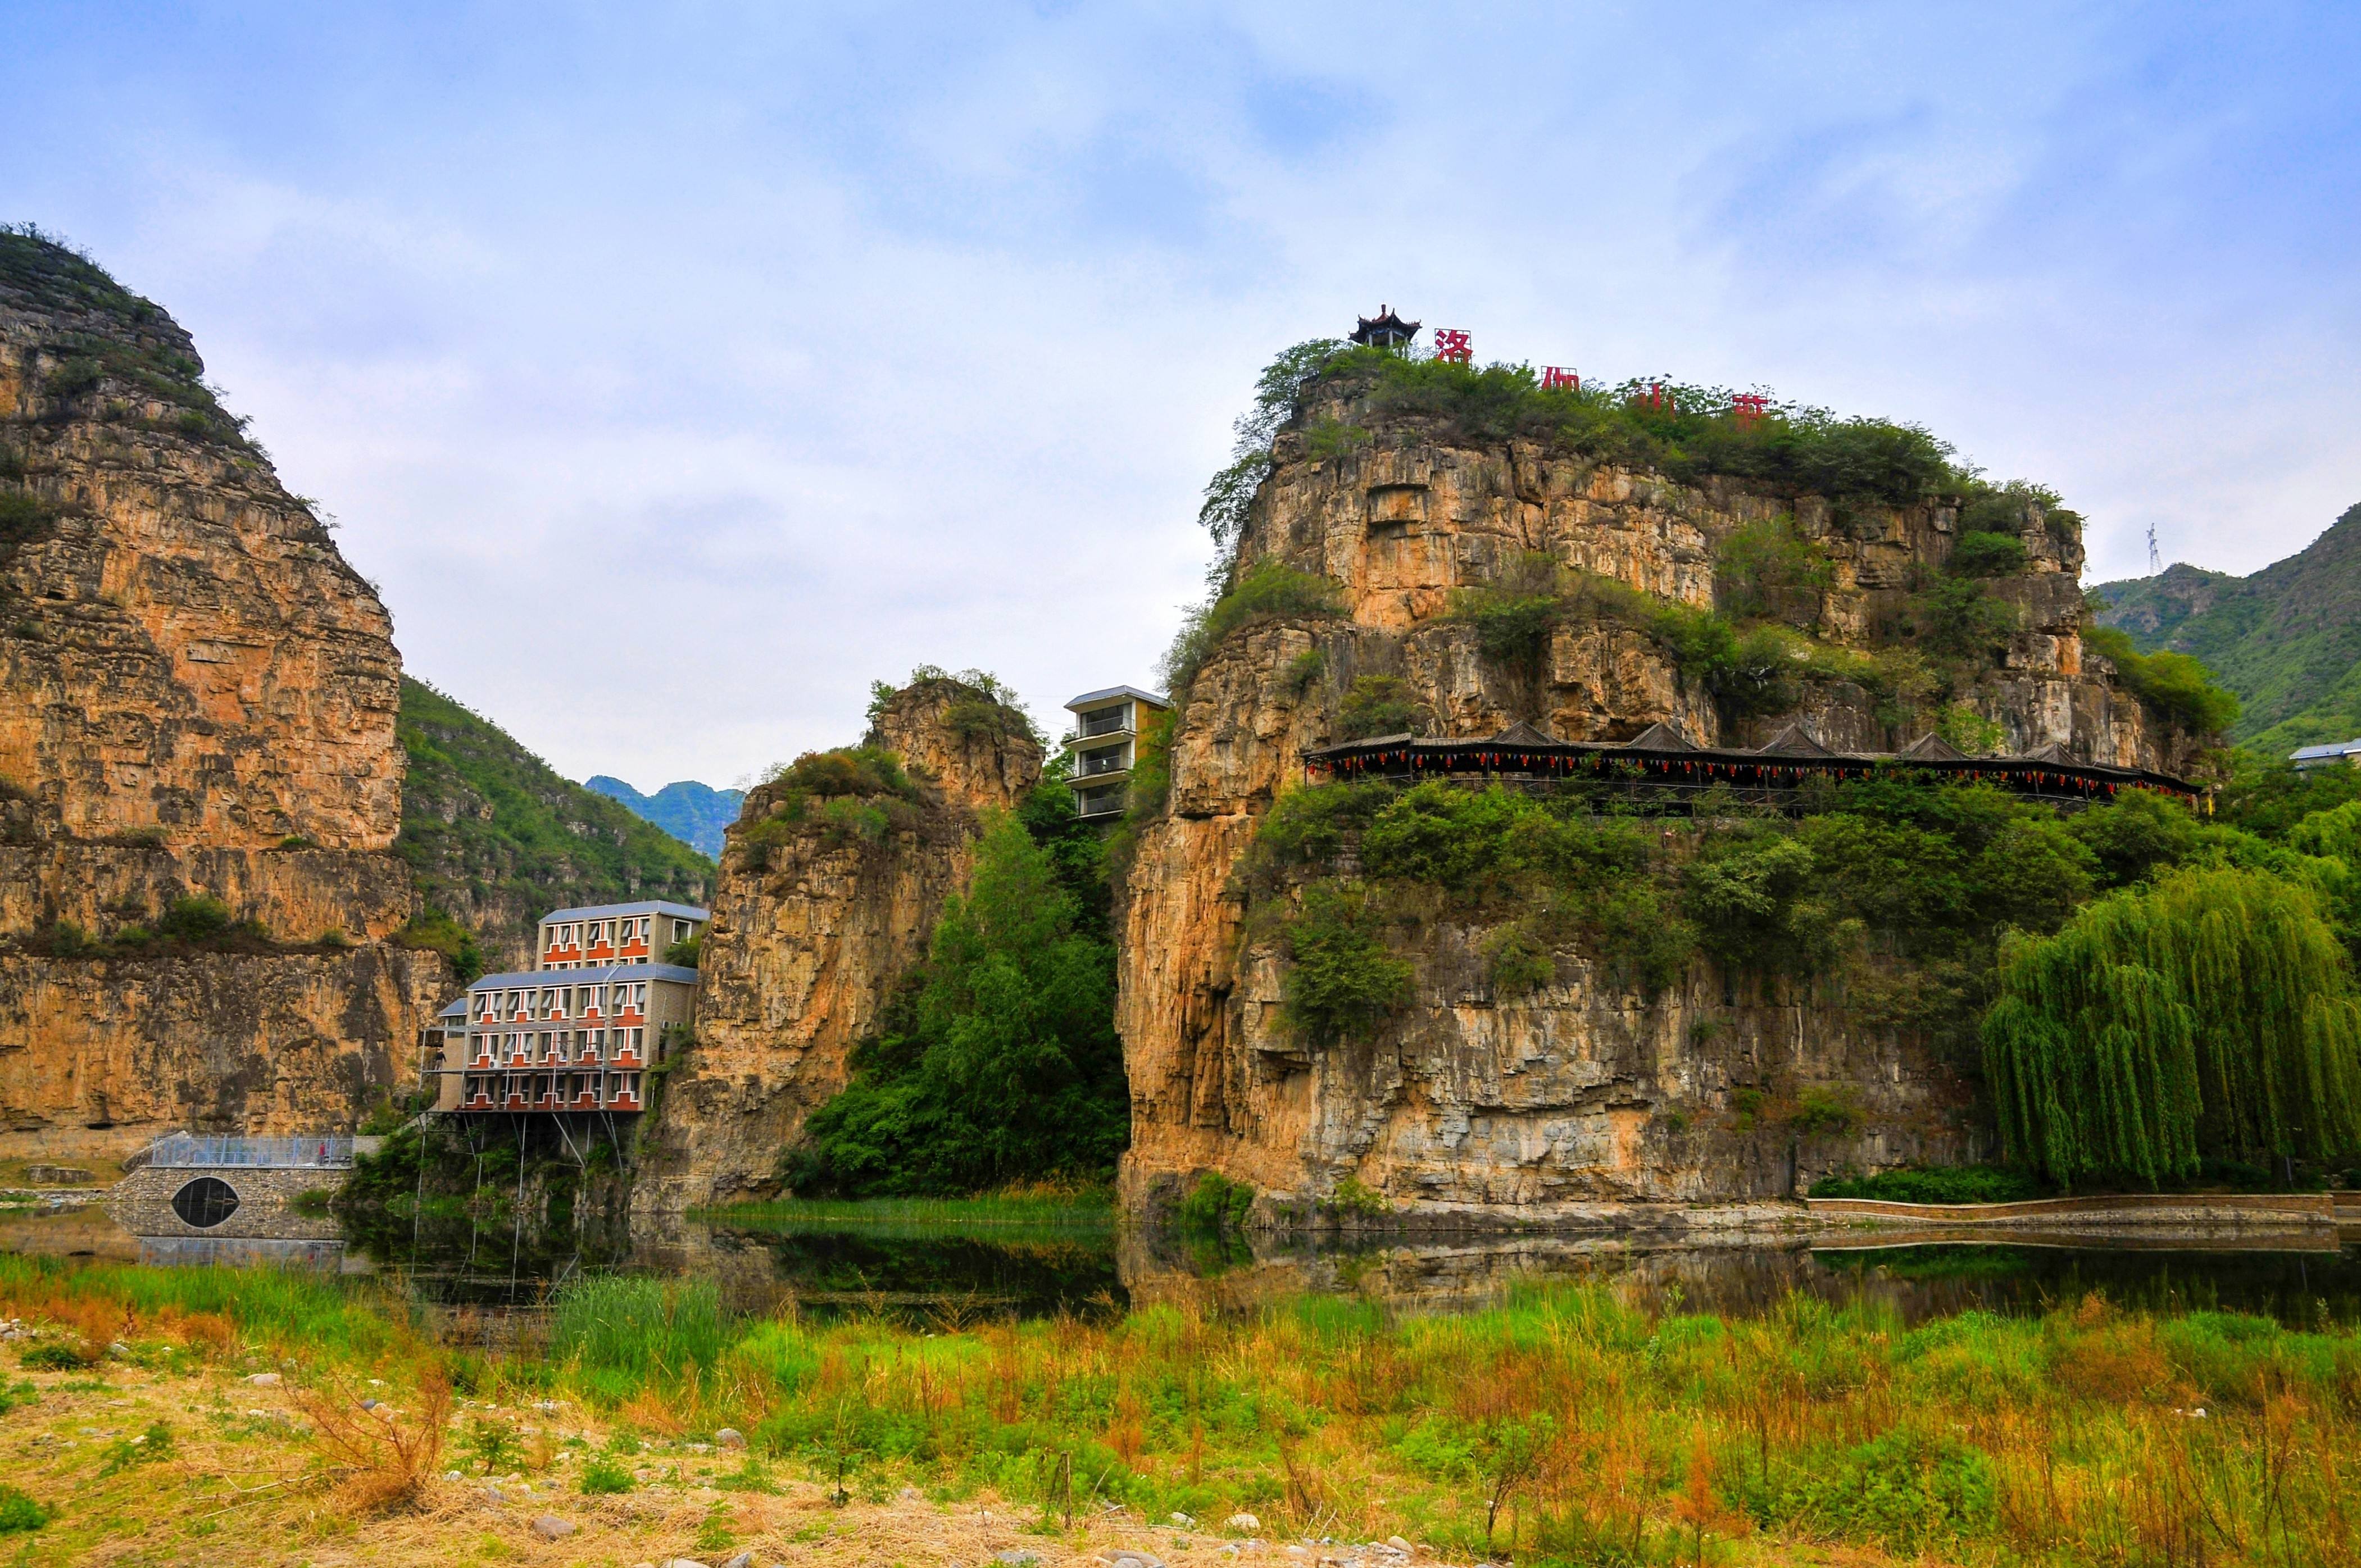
[156,895,232,942]
[788,811,1126,1194]
[1175,1172,1254,1234]
[1682,832,1845,974]
[391,905,480,980]
[763,744,918,801]
[98,1421,175,1476]
[395,677,712,959]
[16,1339,90,1370]
[1198,339,1349,546]
[1983,866,2361,1186]
[1809,1165,2044,1203]
[580,1457,635,1494]
[1279,883,1415,1046]
[1336,675,1425,740]
[0,1483,48,1534]
[1283,646,1327,694]
[1947,531,2028,578]
[1733,1429,1997,1549]
[661,933,703,967]
[1933,703,2006,755]
[551,1276,730,1406]
[2085,625,2240,736]
[1919,577,2017,660]
[1345,352,1961,505]
[1790,1087,1864,1137]
[1715,516,1833,623]
[1484,922,1555,997]
[2219,752,2361,839]
[1163,561,1346,698]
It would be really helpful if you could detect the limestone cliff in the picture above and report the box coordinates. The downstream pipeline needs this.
[0,231,447,1155]
[1116,358,2198,1225]
[633,678,1040,1208]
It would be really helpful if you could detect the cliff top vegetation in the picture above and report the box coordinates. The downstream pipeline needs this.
[0,226,256,456]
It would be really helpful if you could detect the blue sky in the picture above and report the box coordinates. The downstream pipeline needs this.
[5,2,2358,787]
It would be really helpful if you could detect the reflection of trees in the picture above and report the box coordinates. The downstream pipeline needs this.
[717,1228,1125,1323]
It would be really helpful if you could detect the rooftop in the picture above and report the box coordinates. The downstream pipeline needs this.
[2290,740,2361,761]
[1065,684,1169,712]
[466,962,702,992]
[538,900,710,924]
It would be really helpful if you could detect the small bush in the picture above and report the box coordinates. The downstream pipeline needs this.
[1337,675,1425,740]
[396,906,481,982]
[1163,561,1345,697]
[762,746,916,802]
[1484,924,1555,997]
[1791,1087,1864,1138]
[1947,531,2027,578]
[1279,883,1415,1046]
[1716,515,1833,623]
[662,933,703,968]
[580,1457,635,1494]
[1284,646,1326,694]
[1177,1172,1254,1234]
[0,1484,47,1533]
[155,896,232,942]
[17,1339,93,1370]
[1810,1166,2044,1204]
[2085,626,2239,736]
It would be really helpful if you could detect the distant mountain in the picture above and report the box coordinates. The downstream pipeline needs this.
[396,679,715,971]
[2092,501,2361,754]
[585,776,746,858]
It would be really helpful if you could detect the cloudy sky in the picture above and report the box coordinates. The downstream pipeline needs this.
[5,3,2357,789]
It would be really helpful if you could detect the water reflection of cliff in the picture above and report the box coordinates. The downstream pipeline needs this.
[1116,1226,2361,1327]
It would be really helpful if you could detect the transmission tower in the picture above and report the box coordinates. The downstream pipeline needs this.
[2147,522,2161,574]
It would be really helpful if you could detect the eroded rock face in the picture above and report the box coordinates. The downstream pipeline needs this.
[1116,381,2194,1224]
[0,235,447,1155]
[633,680,1040,1209]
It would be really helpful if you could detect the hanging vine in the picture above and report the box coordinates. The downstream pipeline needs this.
[1983,866,2361,1186]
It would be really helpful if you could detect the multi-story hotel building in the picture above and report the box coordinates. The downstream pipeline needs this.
[1063,685,1171,820]
[429,901,707,1115]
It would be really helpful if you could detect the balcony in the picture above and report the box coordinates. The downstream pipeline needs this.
[1075,788,1127,819]
[1074,744,1130,780]
[1075,705,1131,739]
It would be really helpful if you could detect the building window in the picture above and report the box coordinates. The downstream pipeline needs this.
[170,1177,240,1229]
[673,919,691,944]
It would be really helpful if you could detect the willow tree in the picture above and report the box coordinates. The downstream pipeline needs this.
[1983,866,2361,1187]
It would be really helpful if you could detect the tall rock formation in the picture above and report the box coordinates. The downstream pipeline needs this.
[633,677,1040,1208]
[0,231,448,1158]
[1117,358,2199,1224]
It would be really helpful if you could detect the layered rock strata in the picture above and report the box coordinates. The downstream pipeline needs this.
[633,679,1040,1209]
[1116,372,2196,1225]
[0,234,447,1155]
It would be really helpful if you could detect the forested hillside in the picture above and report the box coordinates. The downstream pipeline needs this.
[395,678,715,973]
[584,775,744,857]
[2095,501,2361,752]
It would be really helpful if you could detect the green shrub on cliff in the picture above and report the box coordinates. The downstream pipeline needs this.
[1161,560,1346,698]
[2085,625,2241,736]
[787,810,1125,1195]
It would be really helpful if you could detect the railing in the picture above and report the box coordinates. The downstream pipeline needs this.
[146,1134,355,1170]
[1327,771,2103,818]
[1076,796,1126,818]
[1076,751,1128,777]
[1078,708,1129,738]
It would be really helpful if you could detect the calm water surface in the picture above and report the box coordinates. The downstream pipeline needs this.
[15,1199,2360,1329]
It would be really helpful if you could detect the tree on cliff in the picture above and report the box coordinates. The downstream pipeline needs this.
[786,808,1127,1194]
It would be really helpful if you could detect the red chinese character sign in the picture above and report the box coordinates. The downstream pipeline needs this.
[1731,393,1769,428]
[1636,382,1675,414]
[1541,366,1579,392]
[1432,328,1472,365]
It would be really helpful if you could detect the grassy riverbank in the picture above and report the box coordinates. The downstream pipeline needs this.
[2,1253,2355,1566]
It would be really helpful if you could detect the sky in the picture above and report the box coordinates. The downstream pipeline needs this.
[4,2,2358,788]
